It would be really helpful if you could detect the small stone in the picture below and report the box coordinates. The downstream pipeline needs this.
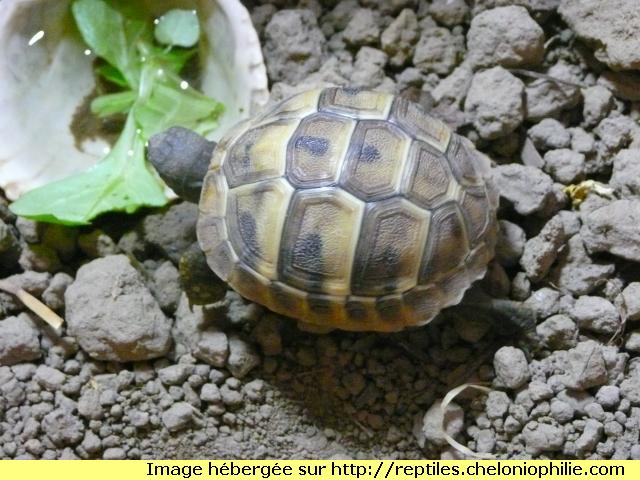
[342,9,379,47]
[15,218,40,243]
[571,296,620,335]
[575,419,603,455]
[465,67,524,140]
[42,272,74,311]
[620,376,640,405]
[0,314,41,366]
[520,216,565,282]
[580,200,640,262]
[525,63,581,121]
[582,86,614,127]
[77,390,104,420]
[34,365,65,391]
[595,386,620,410]
[200,383,222,404]
[432,62,473,108]
[158,364,192,386]
[142,202,198,264]
[380,9,418,67]
[41,409,85,447]
[610,149,640,198]
[493,346,529,390]
[536,315,578,350]
[351,47,387,88]
[570,128,596,155]
[624,331,640,353]
[522,422,565,455]
[527,287,562,319]
[80,431,101,454]
[420,400,464,447]
[493,165,555,216]
[495,220,525,266]
[549,235,614,296]
[428,0,469,26]
[617,283,640,321]
[151,261,181,313]
[467,6,544,68]
[244,379,266,402]
[413,25,464,76]
[162,402,198,432]
[585,402,606,422]
[543,149,586,184]
[550,399,575,424]
[128,410,150,428]
[227,335,260,379]
[103,447,127,460]
[562,341,608,390]
[485,391,510,420]
[220,384,243,408]
[528,119,571,151]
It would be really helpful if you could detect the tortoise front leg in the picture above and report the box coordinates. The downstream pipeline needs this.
[179,242,227,306]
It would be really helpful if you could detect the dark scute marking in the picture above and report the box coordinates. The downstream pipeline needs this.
[369,246,401,290]
[341,87,362,96]
[292,233,324,275]
[345,301,368,321]
[241,142,253,169]
[361,144,381,163]
[307,295,333,315]
[271,283,297,313]
[238,211,259,255]
[295,135,330,156]
[375,297,401,320]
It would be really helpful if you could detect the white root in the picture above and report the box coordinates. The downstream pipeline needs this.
[440,382,495,459]
[0,279,64,330]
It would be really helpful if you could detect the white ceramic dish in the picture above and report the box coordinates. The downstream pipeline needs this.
[0,0,269,200]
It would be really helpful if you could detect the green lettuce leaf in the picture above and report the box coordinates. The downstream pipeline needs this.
[10,116,166,225]
[154,9,201,48]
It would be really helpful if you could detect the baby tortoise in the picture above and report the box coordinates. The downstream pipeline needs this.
[149,87,528,332]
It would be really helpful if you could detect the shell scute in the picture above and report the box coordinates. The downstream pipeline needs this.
[402,140,457,210]
[340,120,411,201]
[318,87,393,119]
[226,178,293,280]
[223,120,297,188]
[351,198,429,296]
[286,112,356,188]
[389,96,451,152]
[278,187,364,296]
[419,203,470,283]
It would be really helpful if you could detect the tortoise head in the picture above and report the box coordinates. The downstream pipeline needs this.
[147,126,216,203]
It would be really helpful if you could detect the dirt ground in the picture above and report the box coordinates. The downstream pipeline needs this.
[2,0,640,460]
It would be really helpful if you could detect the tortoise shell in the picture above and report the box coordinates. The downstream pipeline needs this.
[197,87,498,332]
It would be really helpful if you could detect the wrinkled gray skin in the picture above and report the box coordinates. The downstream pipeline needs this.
[148,126,537,332]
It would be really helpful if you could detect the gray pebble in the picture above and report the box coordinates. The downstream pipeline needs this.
[493,346,529,390]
